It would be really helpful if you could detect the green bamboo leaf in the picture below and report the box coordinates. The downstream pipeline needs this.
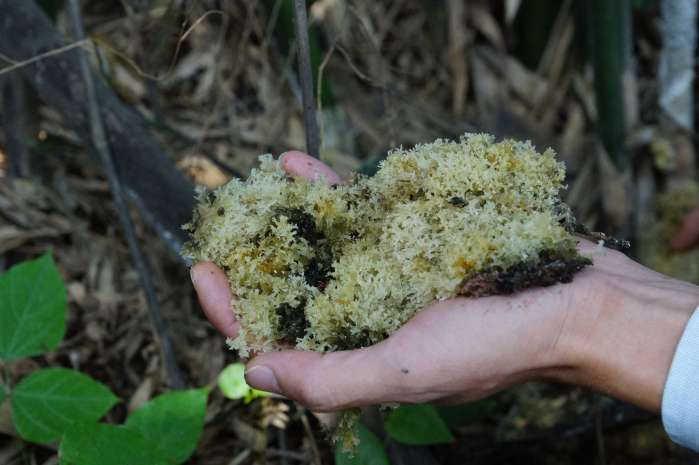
[125,389,208,464]
[335,424,390,465]
[12,368,118,444]
[0,254,66,360]
[60,422,167,465]
[385,404,454,445]
[590,0,629,169]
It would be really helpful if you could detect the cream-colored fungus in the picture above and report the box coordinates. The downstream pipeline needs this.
[183,134,590,357]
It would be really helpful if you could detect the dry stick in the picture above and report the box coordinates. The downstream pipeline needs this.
[0,41,89,77]
[292,0,320,159]
[67,0,184,389]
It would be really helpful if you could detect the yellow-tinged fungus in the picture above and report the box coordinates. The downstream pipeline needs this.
[183,134,590,357]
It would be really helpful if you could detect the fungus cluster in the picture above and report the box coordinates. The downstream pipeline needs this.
[183,134,590,356]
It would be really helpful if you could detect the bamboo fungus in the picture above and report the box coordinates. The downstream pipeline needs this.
[183,134,591,357]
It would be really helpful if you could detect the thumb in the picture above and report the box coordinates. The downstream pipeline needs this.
[244,344,418,411]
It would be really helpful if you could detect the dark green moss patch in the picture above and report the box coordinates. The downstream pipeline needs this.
[333,327,379,350]
[448,196,466,207]
[304,245,334,290]
[274,207,319,245]
[275,299,309,343]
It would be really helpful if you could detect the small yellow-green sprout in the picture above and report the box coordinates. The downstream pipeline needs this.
[218,363,269,404]
[183,134,590,357]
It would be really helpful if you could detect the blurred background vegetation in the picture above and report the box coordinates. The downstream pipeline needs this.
[0,0,698,464]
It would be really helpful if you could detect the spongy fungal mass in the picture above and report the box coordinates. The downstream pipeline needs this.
[183,134,590,356]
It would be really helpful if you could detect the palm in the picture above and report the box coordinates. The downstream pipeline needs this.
[190,150,611,410]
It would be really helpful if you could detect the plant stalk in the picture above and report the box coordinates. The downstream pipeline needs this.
[292,0,320,158]
[590,0,630,169]
[66,0,184,389]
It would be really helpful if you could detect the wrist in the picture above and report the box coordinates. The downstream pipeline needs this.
[552,257,699,412]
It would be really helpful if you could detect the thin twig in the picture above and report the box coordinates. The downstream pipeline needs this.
[595,404,607,465]
[292,0,320,158]
[67,0,184,389]
[316,35,338,151]
[275,427,290,465]
[0,41,89,77]
[300,410,322,465]
[0,10,224,82]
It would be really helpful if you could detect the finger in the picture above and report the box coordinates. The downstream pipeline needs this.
[575,238,597,252]
[279,150,344,185]
[243,344,422,412]
[190,262,239,338]
[671,206,699,251]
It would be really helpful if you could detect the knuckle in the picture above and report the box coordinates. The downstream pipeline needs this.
[293,374,341,411]
[298,383,341,411]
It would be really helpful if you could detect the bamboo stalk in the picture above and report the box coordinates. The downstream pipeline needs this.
[590,0,629,169]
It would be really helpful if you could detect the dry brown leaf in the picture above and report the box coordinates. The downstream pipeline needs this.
[67,281,87,306]
[0,226,62,255]
[232,417,268,452]
[470,3,505,50]
[177,155,231,188]
[128,376,154,413]
[505,0,523,24]
[0,395,15,437]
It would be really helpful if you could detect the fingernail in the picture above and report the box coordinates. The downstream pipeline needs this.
[189,266,198,286]
[245,365,281,394]
[279,152,292,167]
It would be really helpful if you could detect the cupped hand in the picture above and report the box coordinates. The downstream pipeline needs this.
[191,151,699,413]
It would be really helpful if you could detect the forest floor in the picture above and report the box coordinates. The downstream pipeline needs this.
[1,1,698,464]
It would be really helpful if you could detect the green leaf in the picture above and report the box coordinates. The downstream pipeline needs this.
[385,404,454,445]
[335,424,390,465]
[125,389,208,464]
[0,254,66,360]
[218,363,250,399]
[60,422,167,465]
[436,399,497,429]
[11,368,118,444]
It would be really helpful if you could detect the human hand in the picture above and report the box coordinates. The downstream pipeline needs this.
[191,152,699,413]
[671,206,699,251]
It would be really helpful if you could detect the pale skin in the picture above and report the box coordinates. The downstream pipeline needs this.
[190,151,699,414]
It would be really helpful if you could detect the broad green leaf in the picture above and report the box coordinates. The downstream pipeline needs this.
[437,399,497,428]
[12,368,118,444]
[125,389,208,464]
[335,424,390,465]
[60,422,167,465]
[0,254,66,360]
[385,404,454,445]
